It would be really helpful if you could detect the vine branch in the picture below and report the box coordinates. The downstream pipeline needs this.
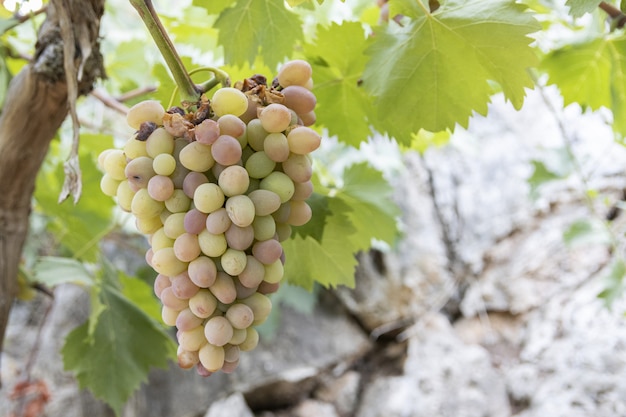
[129,0,200,105]
[599,1,626,29]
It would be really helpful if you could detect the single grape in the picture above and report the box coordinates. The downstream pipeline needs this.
[223,344,240,363]
[195,119,220,145]
[241,293,272,326]
[159,287,188,311]
[178,326,206,351]
[145,127,175,157]
[299,110,316,127]
[124,136,148,159]
[258,280,280,295]
[162,305,179,326]
[252,239,283,265]
[125,156,156,191]
[179,141,215,172]
[277,59,312,88]
[263,132,290,162]
[184,208,208,235]
[153,273,171,298]
[238,255,265,288]
[176,308,203,331]
[151,227,174,251]
[275,222,292,242]
[224,224,255,251]
[287,200,313,226]
[239,327,259,352]
[245,119,268,151]
[152,247,189,277]
[221,359,240,374]
[100,174,120,197]
[264,259,284,284]
[272,203,291,223]
[199,343,225,372]
[147,175,175,201]
[206,208,233,235]
[211,87,248,117]
[218,165,250,197]
[282,153,313,183]
[173,232,202,263]
[217,114,246,138]
[188,256,218,288]
[259,103,292,133]
[209,272,237,304]
[225,303,254,329]
[198,229,228,257]
[247,189,281,216]
[194,183,225,214]
[245,151,276,179]
[116,180,135,212]
[287,126,321,154]
[204,316,234,347]
[165,189,192,213]
[127,100,165,130]
[251,215,276,241]
[131,188,164,219]
[153,153,177,176]
[163,212,187,239]
[259,172,295,203]
[189,289,218,318]
[220,248,247,276]
[182,171,209,199]
[211,135,242,166]
[177,346,199,370]
[225,195,256,227]
[103,149,128,181]
[234,278,257,299]
[292,180,314,201]
[282,85,316,115]
[135,215,162,234]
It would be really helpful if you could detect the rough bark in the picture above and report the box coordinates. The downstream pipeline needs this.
[0,0,105,383]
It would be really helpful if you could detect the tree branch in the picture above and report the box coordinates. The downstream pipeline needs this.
[599,1,626,29]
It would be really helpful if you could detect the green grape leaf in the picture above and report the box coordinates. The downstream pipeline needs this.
[541,35,626,135]
[32,256,94,287]
[598,258,626,305]
[285,163,399,290]
[35,146,115,262]
[563,219,612,247]
[62,282,176,416]
[409,129,451,153]
[119,272,162,324]
[214,0,304,67]
[336,163,400,247]
[363,0,540,138]
[305,22,374,145]
[192,0,234,15]
[565,0,602,17]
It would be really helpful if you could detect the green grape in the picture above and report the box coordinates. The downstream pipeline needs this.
[224,344,240,363]
[127,100,165,129]
[178,326,206,352]
[264,258,284,284]
[220,248,247,276]
[194,183,225,214]
[204,316,234,347]
[146,127,175,157]
[100,174,121,197]
[188,256,217,288]
[135,215,162,234]
[225,304,254,330]
[124,136,149,159]
[259,103,292,133]
[218,165,249,197]
[97,149,113,171]
[173,232,201,263]
[225,195,256,227]
[209,271,237,304]
[260,172,295,203]
[238,255,265,288]
[246,119,268,151]
[103,149,127,181]
[277,59,312,88]
[189,289,218,318]
[275,222,292,242]
[163,212,187,239]
[230,328,247,345]
[125,156,156,191]
[247,189,281,216]
[239,327,259,351]
[162,305,179,326]
[241,293,272,326]
[263,132,290,162]
[165,189,192,213]
[245,151,276,179]
[287,126,321,154]
[211,87,248,117]
[152,247,189,277]
[151,227,174,251]
[282,153,312,183]
[153,153,177,176]
[198,229,228,257]
[252,215,276,241]
[179,141,215,172]
[199,343,225,372]
[131,188,164,219]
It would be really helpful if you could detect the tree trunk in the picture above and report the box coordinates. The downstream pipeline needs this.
[0,0,105,383]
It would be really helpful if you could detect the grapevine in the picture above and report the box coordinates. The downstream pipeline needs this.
[97,60,319,375]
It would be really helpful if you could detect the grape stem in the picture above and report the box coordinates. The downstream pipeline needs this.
[129,0,200,104]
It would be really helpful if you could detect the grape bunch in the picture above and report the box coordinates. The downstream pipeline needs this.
[97,60,319,376]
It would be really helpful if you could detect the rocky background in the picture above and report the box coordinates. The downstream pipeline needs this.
[2,87,626,417]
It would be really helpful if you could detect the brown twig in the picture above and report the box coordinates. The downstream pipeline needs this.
[115,85,157,102]
[599,1,626,29]
[90,88,129,115]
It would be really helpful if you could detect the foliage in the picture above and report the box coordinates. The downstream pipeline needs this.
[3,0,626,413]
